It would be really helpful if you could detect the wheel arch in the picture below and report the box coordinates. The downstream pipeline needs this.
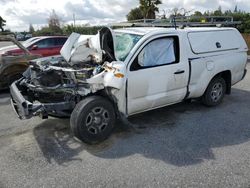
[0,64,28,88]
[1,64,28,76]
[80,87,120,118]
[212,70,232,95]
[70,93,117,144]
[200,70,231,97]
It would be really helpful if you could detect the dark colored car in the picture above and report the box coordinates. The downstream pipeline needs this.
[0,35,42,89]
[4,36,68,57]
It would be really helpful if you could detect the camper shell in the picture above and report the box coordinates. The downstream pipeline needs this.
[10,27,248,144]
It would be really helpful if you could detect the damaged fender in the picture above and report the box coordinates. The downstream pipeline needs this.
[87,61,126,90]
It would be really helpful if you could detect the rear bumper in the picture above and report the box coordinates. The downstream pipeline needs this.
[10,81,75,119]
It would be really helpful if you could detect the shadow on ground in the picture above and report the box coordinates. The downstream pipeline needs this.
[33,88,250,166]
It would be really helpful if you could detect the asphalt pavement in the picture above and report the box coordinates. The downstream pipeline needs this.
[1,43,250,188]
[0,41,13,47]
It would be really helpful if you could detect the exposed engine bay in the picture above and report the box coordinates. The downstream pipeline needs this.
[11,27,126,118]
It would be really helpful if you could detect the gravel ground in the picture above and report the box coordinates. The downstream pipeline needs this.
[0,42,250,188]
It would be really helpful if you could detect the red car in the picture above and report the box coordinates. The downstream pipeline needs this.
[4,36,68,57]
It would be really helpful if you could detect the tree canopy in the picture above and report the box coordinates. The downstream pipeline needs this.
[127,0,162,20]
[139,0,162,19]
[188,6,250,33]
[126,4,250,33]
[127,7,144,21]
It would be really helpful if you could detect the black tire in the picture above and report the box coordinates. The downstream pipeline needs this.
[202,76,226,106]
[7,73,22,86]
[70,96,116,144]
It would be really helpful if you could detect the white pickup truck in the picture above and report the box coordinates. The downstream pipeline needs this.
[10,27,248,144]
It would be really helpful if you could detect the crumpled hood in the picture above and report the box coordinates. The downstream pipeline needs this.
[60,27,116,66]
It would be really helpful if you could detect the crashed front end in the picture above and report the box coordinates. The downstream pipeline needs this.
[10,28,126,119]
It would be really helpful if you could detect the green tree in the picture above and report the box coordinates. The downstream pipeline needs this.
[0,16,6,32]
[190,11,204,22]
[203,11,210,16]
[35,26,54,36]
[139,0,162,19]
[233,12,250,33]
[127,7,144,21]
[224,10,232,16]
[193,11,203,17]
[62,24,102,35]
[213,6,223,16]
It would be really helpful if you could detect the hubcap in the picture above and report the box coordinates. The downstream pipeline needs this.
[210,82,223,102]
[85,107,110,135]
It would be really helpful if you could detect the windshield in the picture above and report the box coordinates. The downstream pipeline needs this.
[114,32,142,61]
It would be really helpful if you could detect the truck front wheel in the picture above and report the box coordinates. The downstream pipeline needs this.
[202,77,226,106]
[70,96,116,144]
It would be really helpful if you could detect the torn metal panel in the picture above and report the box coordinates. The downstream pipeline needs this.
[60,32,102,65]
[60,32,81,62]
[9,27,130,118]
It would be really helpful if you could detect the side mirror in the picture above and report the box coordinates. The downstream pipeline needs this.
[31,45,38,50]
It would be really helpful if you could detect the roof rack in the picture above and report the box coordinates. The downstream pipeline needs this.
[111,16,241,28]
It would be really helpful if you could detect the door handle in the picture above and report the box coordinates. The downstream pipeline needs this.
[174,70,185,74]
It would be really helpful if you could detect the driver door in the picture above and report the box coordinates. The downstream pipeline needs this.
[127,36,189,115]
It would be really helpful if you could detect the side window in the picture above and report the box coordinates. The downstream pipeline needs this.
[130,37,179,71]
[34,38,55,48]
[55,38,67,46]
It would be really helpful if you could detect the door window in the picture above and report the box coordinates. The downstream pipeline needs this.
[131,36,179,71]
[34,38,55,48]
[55,38,67,46]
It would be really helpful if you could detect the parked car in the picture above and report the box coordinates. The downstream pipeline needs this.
[10,27,248,144]
[4,36,68,57]
[16,33,25,41]
[0,35,41,89]
[24,33,32,40]
[0,37,41,54]
[15,33,33,41]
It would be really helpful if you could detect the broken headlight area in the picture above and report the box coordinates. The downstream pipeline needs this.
[11,62,96,119]
[21,61,98,98]
[10,28,127,119]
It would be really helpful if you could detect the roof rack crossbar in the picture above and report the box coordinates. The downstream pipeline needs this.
[112,16,241,28]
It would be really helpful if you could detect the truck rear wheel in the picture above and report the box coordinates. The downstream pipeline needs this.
[202,77,226,106]
[70,96,116,144]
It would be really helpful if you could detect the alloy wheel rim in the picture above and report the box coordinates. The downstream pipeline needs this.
[210,82,223,102]
[85,107,110,135]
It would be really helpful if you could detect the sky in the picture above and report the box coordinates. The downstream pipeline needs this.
[1,0,250,31]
